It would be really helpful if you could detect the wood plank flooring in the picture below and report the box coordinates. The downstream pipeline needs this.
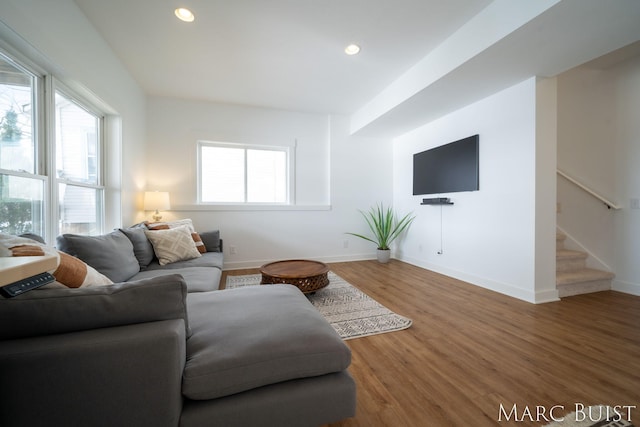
[221,260,640,427]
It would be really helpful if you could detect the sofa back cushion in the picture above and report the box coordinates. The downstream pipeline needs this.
[199,230,221,252]
[56,230,139,282]
[0,233,113,289]
[0,274,191,340]
[119,226,156,270]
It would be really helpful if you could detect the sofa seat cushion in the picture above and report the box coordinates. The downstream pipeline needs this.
[130,266,221,293]
[144,252,223,271]
[182,284,351,400]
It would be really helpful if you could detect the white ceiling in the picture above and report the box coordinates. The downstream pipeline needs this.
[73,0,493,114]
[74,0,640,137]
[351,0,640,137]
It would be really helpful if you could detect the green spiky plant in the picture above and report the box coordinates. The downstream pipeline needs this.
[346,203,415,250]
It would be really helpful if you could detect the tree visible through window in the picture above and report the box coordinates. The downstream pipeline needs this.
[199,142,290,204]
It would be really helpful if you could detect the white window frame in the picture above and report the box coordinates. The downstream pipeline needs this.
[0,45,108,241]
[52,82,106,236]
[197,140,295,205]
[0,48,48,238]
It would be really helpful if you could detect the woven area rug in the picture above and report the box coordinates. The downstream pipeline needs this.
[225,271,412,340]
[543,405,634,427]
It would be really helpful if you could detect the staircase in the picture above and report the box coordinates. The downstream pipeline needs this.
[556,231,615,297]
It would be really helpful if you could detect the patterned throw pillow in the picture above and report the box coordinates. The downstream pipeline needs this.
[143,225,202,266]
[146,218,195,233]
[191,232,207,254]
[146,218,207,253]
[1,235,113,289]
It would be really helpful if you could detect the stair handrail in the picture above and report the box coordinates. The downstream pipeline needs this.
[557,169,621,210]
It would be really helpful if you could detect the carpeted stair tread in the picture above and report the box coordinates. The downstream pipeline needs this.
[556,268,615,286]
[556,249,587,260]
[556,231,567,251]
[555,229,615,297]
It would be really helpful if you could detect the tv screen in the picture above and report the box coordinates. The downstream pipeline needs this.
[413,134,479,196]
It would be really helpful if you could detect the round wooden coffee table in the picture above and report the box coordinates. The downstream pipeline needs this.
[259,259,330,293]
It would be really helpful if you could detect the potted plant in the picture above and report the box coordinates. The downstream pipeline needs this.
[347,203,415,263]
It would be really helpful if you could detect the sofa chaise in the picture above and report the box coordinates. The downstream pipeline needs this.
[0,224,356,427]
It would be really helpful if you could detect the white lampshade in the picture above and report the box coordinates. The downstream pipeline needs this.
[144,191,170,221]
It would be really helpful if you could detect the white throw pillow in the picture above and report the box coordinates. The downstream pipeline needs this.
[144,224,202,265]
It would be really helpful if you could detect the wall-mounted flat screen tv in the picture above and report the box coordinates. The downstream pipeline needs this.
[413,134,479,196]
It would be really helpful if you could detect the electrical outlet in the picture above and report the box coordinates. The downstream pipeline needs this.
[230,246,237,255]
[631,198,640,210]
[343,239,349,249]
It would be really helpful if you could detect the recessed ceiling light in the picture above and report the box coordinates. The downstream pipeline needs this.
[175,7,195,22]
[344,44,361,55]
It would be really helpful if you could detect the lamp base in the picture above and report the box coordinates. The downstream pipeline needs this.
[152,210,163,222]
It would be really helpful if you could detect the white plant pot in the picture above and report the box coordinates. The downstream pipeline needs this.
[376,249,391,263]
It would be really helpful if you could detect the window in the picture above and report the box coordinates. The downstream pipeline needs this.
[0,49,106,240]
[55,91,103,235]
[0,51,44,236]
[198,141,291,204]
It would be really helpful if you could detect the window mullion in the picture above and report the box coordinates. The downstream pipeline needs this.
[243,148,248,203]
[44,75,57,242]
[56,178,104,190]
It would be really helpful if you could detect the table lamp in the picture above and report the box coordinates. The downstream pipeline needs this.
[144,191,170,222]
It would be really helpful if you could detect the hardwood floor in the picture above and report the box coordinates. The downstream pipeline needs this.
[221,260,640,427]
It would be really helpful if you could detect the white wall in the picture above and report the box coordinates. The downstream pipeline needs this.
[613,55,640,295]
[146,97,331,207]
[146,97,393,268]
[0,0,147,229]
[393,78,557,303]
[557,53,640,295]
[534,77,559,301]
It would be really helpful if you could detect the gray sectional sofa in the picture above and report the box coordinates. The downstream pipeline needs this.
[56,226,225,292]
[0,227,356,427]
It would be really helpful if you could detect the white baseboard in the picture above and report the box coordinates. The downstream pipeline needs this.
[535,289,562,304]
[396,255,559,304]
[612,279,640,296]
[223,253,375,270]
[224,254,564,304]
